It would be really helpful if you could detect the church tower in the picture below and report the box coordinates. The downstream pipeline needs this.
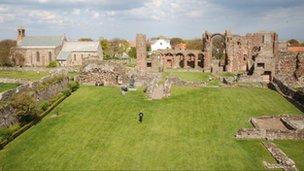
[17,27,25,45]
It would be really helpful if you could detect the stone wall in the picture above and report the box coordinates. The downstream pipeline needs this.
[136,34,147,71]
[77,61,129,86]
[277,52,304,87]
[271,77,304,108]
[263,142,297,171]
[235,128,304,140]
[0,74,69,128]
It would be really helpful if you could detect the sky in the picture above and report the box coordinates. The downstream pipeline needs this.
[0,0,304,41]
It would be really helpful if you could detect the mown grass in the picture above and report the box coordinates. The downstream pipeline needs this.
[0,83,20,92]
[163,70,220,86]
[0,86,303,170]
[0,70,49,81]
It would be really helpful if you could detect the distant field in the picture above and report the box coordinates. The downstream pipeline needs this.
[0,70,49,81]
[0,83,20,92]
[163,70,220,86]
[0,86,303,170]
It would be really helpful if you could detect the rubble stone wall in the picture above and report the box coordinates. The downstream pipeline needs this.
[235,128,304,140]
[0,74,69,128]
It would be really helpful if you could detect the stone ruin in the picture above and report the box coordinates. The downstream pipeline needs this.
[235,115,304,140]
[77,61,129,86]
[235,115,303,170]
[263,142,297,171]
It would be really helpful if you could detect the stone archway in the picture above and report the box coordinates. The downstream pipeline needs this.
[186,53,196,68]
[198,53,204,68]
[176,53,185,68]
[164,53,174,69]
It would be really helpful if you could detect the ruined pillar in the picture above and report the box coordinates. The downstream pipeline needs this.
[183,55,187,68]
[136,34,147,71]
[202,31,212,72]
[225,30,234,72]
[194,54,198,69]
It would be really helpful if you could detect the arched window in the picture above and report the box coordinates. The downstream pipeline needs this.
[36,51,40,62]
[74,54,76,61]
[48,52,52,61]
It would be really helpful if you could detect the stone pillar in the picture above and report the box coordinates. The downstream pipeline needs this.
[183,56,187,68]
[136,34,147,71]
[194,54,198,69]
[202,31,212,72]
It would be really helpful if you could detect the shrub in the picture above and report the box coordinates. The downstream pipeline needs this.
[0,124,20,141]
[10,91,38,125]
[62,89,71,97]
[40,101,49,111]
[47,61,58,68]
[68,81,80,92]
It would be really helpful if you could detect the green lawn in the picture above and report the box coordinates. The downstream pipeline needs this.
[0,70,49,81]
[163,70,220,86]
[0,83,20,92]
[0,86,303,170]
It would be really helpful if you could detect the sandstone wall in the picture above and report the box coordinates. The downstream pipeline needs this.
[0,74,69,128]
[277,52,304,86]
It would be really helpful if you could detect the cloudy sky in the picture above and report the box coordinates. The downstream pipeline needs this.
[0,0,304,41]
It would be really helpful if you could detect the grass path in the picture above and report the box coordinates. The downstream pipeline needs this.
[0,86,303,170]
[0,70,49,81]
[0,83,19,92]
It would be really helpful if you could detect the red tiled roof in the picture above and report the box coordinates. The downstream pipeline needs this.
[287,46,304,52]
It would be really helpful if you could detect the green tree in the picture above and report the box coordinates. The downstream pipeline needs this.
[170,37,184,47]
[287,39,300,47]
[11,91,38,124]
[185,39,203,50]
[100,39,110,59]
[212,35,226,60]
[128,47,136,59]
[0,39,16,66]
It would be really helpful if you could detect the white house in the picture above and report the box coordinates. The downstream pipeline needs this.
[150,36,171,52]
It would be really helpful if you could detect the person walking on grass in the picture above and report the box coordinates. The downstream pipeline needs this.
[138,111,144,123]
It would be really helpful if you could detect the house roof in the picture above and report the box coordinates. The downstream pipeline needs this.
[57,41,100,61]
[61,41,100,52]
[19,36,65,47]
[287,47,304,52]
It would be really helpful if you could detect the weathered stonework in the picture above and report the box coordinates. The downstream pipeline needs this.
[0,74,69,128]
[263,142,297,171]
[136,34,147,71]
[77,61,129,86]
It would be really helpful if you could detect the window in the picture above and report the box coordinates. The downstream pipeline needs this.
[147,62,152,67]
[257,63,265,68]
[160,42,163,45]
[74,54,76,61]
[36,51,40,62]
[48,52,52,61]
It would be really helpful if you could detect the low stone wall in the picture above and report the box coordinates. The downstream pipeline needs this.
[271,77,304,108]
[0,66,79,73]
[263,142,297,171]
[235,128,304,140]
[0,74,69,128]
[77,61,129,86]
[0,78,30,85]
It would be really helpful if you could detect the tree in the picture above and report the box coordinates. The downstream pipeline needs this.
[170,37,184,47]
[100,39,110,59]
[128,47,136,59]
[287,39,300,47]
[0,39,16,66]
[11,91,38,124]
[185,39,203,50]
[78,38,93,41]
[12,52,25,66]
[212,35,226,60]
